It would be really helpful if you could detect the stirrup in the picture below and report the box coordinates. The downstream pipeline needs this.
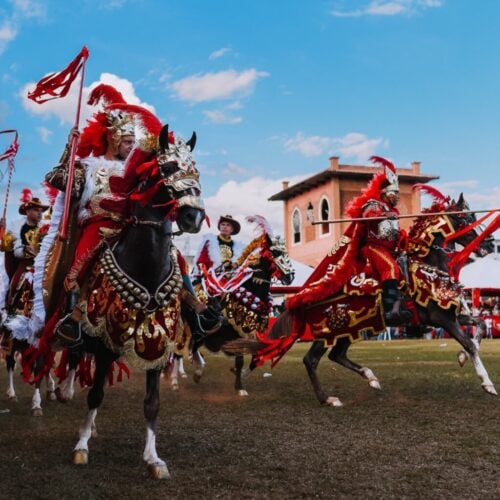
[54,314,83,348]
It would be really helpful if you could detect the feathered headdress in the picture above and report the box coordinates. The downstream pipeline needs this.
[77,84,135,158]
[412,184,451,212]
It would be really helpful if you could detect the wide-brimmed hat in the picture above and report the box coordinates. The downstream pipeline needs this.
[218,214,241,235]
[19,190,50,215]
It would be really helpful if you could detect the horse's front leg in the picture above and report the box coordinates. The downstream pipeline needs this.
[191,343,205,383]
[144,368,170,479]
[234,355,248,397]
[304,341,343,406]
[56,350,80,402]
[6,354,16,400]
[73,349,114,465]
[329,337,381,390]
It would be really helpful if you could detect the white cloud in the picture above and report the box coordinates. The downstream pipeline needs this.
[284,131,386,162]
[11,0,47,19]
[37,126,53,143]
[21,72,155,126]
[203,109,242,124]
[176,174,307,254]
[0,21,18,55]
[209,47,231,60]
[170,69,269,103]
[331,0,443,17]
[222,161,248,176]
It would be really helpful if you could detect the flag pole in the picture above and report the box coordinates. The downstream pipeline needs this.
[309,208,500,225]
[0,129,19,240]
[59,55,87,241]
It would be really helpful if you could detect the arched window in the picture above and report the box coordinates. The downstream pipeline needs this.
[320,197,330,235]
[292,209,301,244]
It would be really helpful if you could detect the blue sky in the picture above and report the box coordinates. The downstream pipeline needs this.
[0,0,499,248]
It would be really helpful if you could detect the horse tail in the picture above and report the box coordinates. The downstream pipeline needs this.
[222,310,300,368]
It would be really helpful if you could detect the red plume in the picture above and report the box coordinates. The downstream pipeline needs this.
[43,182,59,205]
[370,155,396,173]
[21,188,32,203]
[105,103,162,136]
[412,184,450,211]
[88,84,126,106]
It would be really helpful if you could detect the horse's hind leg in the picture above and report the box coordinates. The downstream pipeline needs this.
[46,372,56,401]
[169,354,182,391]
[56,350,80,402]
[457,317,485,367]
[143,368,170,479]
[329,337,381,390]
[441,316,497,396]
[73,348,115,465]
[304,341,342,407]
[234,355,248,397]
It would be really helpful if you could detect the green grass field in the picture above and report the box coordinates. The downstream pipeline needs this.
[1,339,499,499]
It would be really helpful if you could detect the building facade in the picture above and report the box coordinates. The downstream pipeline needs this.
[269,156,438,267]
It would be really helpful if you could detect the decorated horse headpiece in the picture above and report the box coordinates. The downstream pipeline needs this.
[105,103,203,213]
[77,84,135,158]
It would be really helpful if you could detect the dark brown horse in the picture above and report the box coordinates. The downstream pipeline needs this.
[34,120,205,479]
[224,194,496,406]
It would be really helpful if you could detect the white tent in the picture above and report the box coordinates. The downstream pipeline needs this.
[460,254,500,291]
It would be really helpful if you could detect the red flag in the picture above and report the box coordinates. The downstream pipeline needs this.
[27,46,89,104]
[0,129,19,162]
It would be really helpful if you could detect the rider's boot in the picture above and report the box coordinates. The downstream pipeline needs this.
[54,290,82,348]
[382,279,412,326]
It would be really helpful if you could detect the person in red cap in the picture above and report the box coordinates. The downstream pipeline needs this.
[44,84,135,345]
[192,214,244,283]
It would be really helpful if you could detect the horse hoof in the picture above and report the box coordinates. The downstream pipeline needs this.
[369,379,382,390]
[482,384,498,396]
[324,396,343,407]
[55,388,68,403]
[148,463,170,480]
[237,390,249,397]
[47,390,57,401]
[457,351,467,367]
[171,384,179,391]
[31,408,43,417]
[180,373,188,379]
[72,449,88,465]
[7,394,17,401]
[193,373,201,384]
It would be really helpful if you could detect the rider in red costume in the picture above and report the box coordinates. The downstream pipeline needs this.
[44,84,135,344]
[287,156,411,326]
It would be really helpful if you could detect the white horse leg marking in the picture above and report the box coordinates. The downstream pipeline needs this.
[46,374,57,401]
[361,367,382,390]
[192,350,205,383]
[73,408,97,462]
[178,357,187,378]
[170,359,179,391]
[60,369,76,401]
[471,353,497,395]
[31,387,43,417]
[6,369,16,400]
[325,396,343,407]
[143,426,169,479]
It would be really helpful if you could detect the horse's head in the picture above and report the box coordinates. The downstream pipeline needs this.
[154,125,204,233]
[446,193,493,256]
[268,235,295,286]
[105,104,205,234]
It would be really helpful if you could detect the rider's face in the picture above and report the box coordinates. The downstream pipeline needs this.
[219,221,234,237]
[383,190,399,206]
[117,135,135,160]
[26,207,44,225]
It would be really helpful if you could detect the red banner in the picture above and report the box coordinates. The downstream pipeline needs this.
[27,46,89,104]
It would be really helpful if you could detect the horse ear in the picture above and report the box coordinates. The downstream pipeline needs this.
[159,124,170,152]
[457,192,465,209]
[186,131,196,152]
